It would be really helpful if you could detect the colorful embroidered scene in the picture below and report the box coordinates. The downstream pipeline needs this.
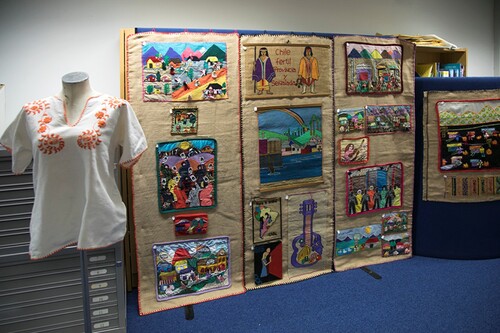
[336,224,381,257]
[290,198,323,267]
[346,42,402,94]
[437,99,500,171]
[156,139,216,213]
[381,211,411,257]
[252,197,282,244]
[142,42,227,102]
[381,233,411,257]
[243,42,331,98]
[346,162,403,216]
[254,241,283,286]
[153,237,230,301]
[339,137,369,165]
[365,105,412,134]
[257,106,322,187]
[174,213,208,236]
[171,108,198,134]
[337,107,365,133]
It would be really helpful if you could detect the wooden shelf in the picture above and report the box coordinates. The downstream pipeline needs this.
[415,47,467,77]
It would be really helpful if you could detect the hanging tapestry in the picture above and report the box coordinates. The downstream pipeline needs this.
[253,240,283,286]
[241,34,334,289]
[333,35,415,272]
[252,197,282,244]
[125,31,244,315]
[422,89,500,202]
[257,105,323,191]
[345,42,403,95]
[171,108,198,135]
[152,237,230,301]
[142,41,228,102]
[156,139,216,213]
[336,107,365,133]
[241,35,332,99]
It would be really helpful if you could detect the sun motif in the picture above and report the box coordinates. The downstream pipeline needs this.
[77,129,102,149]
[23,99,50,115]
[38,133,65,154]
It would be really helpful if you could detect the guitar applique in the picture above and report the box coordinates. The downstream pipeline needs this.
[291,198,323,267]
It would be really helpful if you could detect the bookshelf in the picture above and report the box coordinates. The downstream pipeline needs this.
[415,47,468,77]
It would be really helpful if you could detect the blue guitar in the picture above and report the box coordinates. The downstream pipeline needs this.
[291,198,323,267]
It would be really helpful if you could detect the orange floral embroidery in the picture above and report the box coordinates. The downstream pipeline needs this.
[38,133,65,154]
[38,124,47,133]
[104,97,125,109]
[77,129,102,149]
[23,99,50,115]
[95,108,110,129]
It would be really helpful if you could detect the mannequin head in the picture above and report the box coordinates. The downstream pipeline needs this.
[62,72,89,84]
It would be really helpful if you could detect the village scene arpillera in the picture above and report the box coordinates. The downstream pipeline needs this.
[346,42,402,94]
[153,237,230,301]
[142,42,228,101]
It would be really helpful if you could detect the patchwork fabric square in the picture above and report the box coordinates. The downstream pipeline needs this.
[156,139,216,213]
[152,237,231,301]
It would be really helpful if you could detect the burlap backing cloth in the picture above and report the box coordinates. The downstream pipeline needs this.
[333,35,415,271]
[240,34,334,289]
[126,32,244,315]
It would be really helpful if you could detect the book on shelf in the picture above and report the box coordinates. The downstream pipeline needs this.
[415,62,463,78]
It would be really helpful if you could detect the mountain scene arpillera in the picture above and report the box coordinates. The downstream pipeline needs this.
[142,42,228,101]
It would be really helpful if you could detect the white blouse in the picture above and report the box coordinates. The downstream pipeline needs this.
[0,95,147,259]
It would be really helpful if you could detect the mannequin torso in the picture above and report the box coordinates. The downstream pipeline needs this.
[58,72,99,124]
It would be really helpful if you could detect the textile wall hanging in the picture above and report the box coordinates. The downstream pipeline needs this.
[333,35,415,272]
[125,31,244,314]
[422,89,500,202]
[240,34,334,289]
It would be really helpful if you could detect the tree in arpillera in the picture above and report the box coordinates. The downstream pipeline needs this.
[188,68,194,82]
[164,84,170,94]
[146,85,154,94]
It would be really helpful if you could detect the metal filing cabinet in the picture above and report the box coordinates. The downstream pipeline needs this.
[0,148,127,333]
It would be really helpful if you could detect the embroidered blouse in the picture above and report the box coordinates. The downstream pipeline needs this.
[0,95,147,259]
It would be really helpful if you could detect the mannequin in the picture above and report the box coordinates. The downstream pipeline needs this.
[59,72,98,124]
[0,71,147,259]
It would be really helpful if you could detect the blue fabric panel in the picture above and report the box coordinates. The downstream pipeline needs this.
[414,77,500,259]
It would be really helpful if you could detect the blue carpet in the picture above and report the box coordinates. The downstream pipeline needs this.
[127,256,500,332]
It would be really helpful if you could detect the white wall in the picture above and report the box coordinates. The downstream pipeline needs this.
[0,0,496,132]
